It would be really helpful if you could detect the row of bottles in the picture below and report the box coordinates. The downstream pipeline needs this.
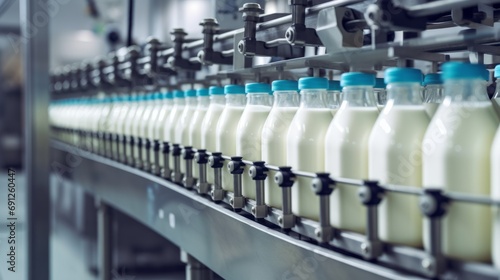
[50,63,500,267]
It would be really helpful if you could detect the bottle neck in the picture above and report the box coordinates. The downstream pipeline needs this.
[174,98,185,106]
[424,84,444,103]
[274,90,300,107]
[197,96,210,108]
[326,90,341,108]
[386,82,423,105]
[247,92,271,106]
[444,79,489,102]
[494,80,500,99]
[225,94,246,107]
[341,86,377,107]
[300,89,327,108]
[209,95,226,105]
[164,99,173,106]
[185,96,197,106]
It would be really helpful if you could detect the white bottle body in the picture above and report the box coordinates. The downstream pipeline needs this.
[287,108,333,220]
[236,105,271,199]
[326,106,378,231]
[492,126,500,268]
[216,106,245,192]
[262,107,298,208]
[201,104,225,185]
[369,105,429,246]
[423,101,499,261]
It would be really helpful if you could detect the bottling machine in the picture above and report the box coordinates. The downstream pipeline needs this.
[47,0,500,279]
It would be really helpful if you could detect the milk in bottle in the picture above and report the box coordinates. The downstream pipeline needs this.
[165,90,186,173]
[216,85,246,192]
[374,78,387,111]
[200,86,225,186]
[153,92,173,172]
[327,80,341,116]
[492,100,500,268]
[139,92,162,168]
[176,89,197,175]
[131,93,151,167]
[236,83,272,199]
[188,88,210,180]
[287,77,332,220]
[422,73,443,118]
[262,80,299,208]
[423,62,499,262]
[115,94,135,162]
[325,72,378,232]
[123,94,144,164]
[492,65,500,118]
[369,68,428,246]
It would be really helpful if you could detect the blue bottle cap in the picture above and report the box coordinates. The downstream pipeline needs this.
[442,62,487,81]
[328,80,341,91]
[341,72,376,87]
[164,91,173,99]
[384,68,422,84]
[173,90,184,98]
[197,88,209,97]
[153,92,162,99]
[224,84,245,95]
[272,80,298,91]
[374,78,386,89]
[246,83,271,94]
[209,86,224,95]
[423,73,442,86]
[495,65,500,78]
[185,89,197,97]
[298,77,328,90]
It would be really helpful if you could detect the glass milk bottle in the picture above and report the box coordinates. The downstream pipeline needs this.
[188,88,210,180]
[423,62,499,262]
[152,91,173,172]
[327,80,341,116]
[423,73,443,118]
[369,68,429,246]
[287,77,333,220]
[175,89,197,176]
[216,85,246,193]
[492,65,500,118]
[200,86,225,186]
[165,90,186,173]
[492,98,500,269]
[325,72,378,233]
[236,83,272,199]
[262,80,299,208]
[374,78,387,111]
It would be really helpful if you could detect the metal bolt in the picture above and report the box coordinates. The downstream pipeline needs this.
[421,258,433,272]
[278,216,283,225]
[315,228,321,238]
[251,206,256,214]
[230,198,234,205]
[237,41,245,54]
[210,190,214,197]
[361,242,370,254]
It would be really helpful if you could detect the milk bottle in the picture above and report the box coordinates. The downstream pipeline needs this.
[130,93,150,166]
[262,80,299,208]
[423,62,499,262]
[492,65,500,118]
[216,85,246,192]
[493,100,500,269]
[327,80,341,116]
[200,86,225,186]
[115,94,135,162]
[374,78,387,111]
[152,91,173,171]
[176,89,197,174]
[369,68,428,246]
[236,83,272,199]
[123,94,144,164]
[287,77,332,220]
[422,73,443,118]
[188,88,210,179]
[325,72,378,232]
[139,92,161,166]
[165,90,186,171]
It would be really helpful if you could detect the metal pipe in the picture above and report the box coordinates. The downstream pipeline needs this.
[407,0,500,17]
[97,201,112,280]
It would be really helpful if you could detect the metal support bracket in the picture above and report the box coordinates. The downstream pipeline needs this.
[228,156,246,209]
[358,180,384,260]
[209,152,225,202]
[249,161,268,219]
[311,173,334,243]
[195,149,210,194]
[183,146,196,189]
[275,167,296,229]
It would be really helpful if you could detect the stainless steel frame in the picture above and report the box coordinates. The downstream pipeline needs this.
[51,140,426,280]
[21,0,50,279]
